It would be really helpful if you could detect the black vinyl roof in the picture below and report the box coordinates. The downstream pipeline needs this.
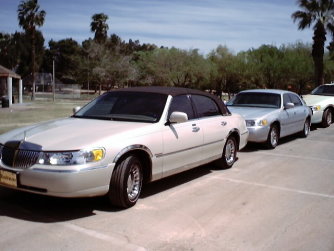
[112,86,230,114]
[114,86,209,96]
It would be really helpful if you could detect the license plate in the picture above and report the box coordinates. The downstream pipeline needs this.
[0,169,17,187]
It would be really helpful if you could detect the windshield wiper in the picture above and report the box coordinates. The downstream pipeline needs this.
[72,115,112,120]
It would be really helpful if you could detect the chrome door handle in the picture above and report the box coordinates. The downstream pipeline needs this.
[192,127,200,132]
[221,121,227,126]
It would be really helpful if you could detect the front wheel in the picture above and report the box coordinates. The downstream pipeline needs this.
[300,118,310,138]
[266,125,279,149]
[321,109,332,128]
[108,155,143,209]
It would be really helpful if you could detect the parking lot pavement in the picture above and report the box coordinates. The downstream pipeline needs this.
[1,125,334,251]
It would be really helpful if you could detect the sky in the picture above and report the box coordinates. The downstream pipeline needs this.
[0,0,313,55]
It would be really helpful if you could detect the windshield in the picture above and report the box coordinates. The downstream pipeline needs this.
[311,85,334,96]
[227,92,281,108]
[74,91,168,123]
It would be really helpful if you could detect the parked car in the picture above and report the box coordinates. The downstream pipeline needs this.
[302,83,334,127]
[0,87,248,208]
[227,89,312,149]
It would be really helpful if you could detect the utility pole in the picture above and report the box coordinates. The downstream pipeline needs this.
[53,58,56,102]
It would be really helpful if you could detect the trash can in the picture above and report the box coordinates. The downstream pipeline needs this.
[1,96,9,108]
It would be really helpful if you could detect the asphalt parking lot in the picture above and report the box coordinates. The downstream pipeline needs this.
[1,124,334,251]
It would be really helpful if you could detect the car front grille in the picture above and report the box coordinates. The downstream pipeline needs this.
[0,141,41,169]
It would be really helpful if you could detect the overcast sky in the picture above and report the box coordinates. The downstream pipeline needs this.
[0,0,313,54]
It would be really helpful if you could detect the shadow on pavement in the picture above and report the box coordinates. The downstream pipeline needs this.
[240,127,318,153]
[0,187,116,223]
[141,165,212,198]
[0,164,217,222]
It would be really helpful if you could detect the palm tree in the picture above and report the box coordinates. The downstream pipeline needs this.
[292,0,334,86]
[91,13,109,43]
[17,0,46,100]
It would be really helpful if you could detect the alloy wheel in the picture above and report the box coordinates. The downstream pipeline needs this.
[127,163,141,201]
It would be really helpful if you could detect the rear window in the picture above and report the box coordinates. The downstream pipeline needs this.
[192,95,221,118]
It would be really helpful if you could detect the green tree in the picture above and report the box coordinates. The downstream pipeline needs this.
[17,0,46,100]
[247,45,286,89]
[83,39,136,92]
[135,48,209,88]
[0,31,44,79]
[208,45,247,98]
[281,43,313,93]
[44,39,83,84]
[0,33,21,70]
[90,13,109,43]
[292,0,334,86]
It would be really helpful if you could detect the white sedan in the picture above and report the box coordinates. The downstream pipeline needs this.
[0,87,248,208]
[303,83,334,127]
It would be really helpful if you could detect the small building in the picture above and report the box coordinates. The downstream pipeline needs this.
[0,65,23,106]
[23,72,54,92]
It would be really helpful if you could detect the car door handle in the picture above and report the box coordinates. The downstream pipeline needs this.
[221,121,227,126]
[192,126,200,132]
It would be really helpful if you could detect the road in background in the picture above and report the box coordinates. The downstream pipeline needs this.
[1,124,334,250]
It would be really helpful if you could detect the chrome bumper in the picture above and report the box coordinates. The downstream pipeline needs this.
[310,110,323,124]
[247,126,270,143]
[0,162,114,197]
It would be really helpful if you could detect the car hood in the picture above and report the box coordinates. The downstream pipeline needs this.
[227,106,277,120]
[302,94,334,106]
[0,118,155,151]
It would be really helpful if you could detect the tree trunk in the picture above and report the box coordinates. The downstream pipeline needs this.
[312,22,326,86]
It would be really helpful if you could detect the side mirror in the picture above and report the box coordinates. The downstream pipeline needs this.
[168,111,188,124]
[284,102,295,109]
[73,106,81,114]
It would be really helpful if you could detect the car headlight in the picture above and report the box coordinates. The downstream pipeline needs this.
[246,119,268,127]
[257,119,268,126]
[37,148,105,166]
[312,105,321,111]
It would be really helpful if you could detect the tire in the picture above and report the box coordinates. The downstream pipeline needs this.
[321,109,332,128]
[300,118,310,138]
[108,155,143,209]
[215,136,237,169]
[266,125,279,149]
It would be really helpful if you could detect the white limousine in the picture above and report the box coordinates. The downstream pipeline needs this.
[0,87,248,208]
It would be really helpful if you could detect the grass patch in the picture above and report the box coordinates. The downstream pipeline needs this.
[0,100,89,135]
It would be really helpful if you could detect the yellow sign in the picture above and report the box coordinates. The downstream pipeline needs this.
[0,169,17,187]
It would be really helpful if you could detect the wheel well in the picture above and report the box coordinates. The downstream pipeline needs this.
[115,150,152,184]
[229,131,240,150]
[271,121,280,135]
[326,106,334,114]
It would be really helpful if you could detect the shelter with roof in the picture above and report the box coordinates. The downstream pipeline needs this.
[0,65,23,107]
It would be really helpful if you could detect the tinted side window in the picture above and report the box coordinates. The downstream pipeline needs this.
[192,95,221,118]
[168,95,195,120]
[288,94,302,106]
[283,94,291,106]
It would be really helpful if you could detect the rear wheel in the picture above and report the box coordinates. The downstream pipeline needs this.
[321,109,332,128]
[215,136,237,169]
[108,155,143,209]
[266,125,279,149]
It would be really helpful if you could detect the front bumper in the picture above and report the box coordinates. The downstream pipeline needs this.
[310,110,323,124]
[246,125,270,143]
[0,162,114,198]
